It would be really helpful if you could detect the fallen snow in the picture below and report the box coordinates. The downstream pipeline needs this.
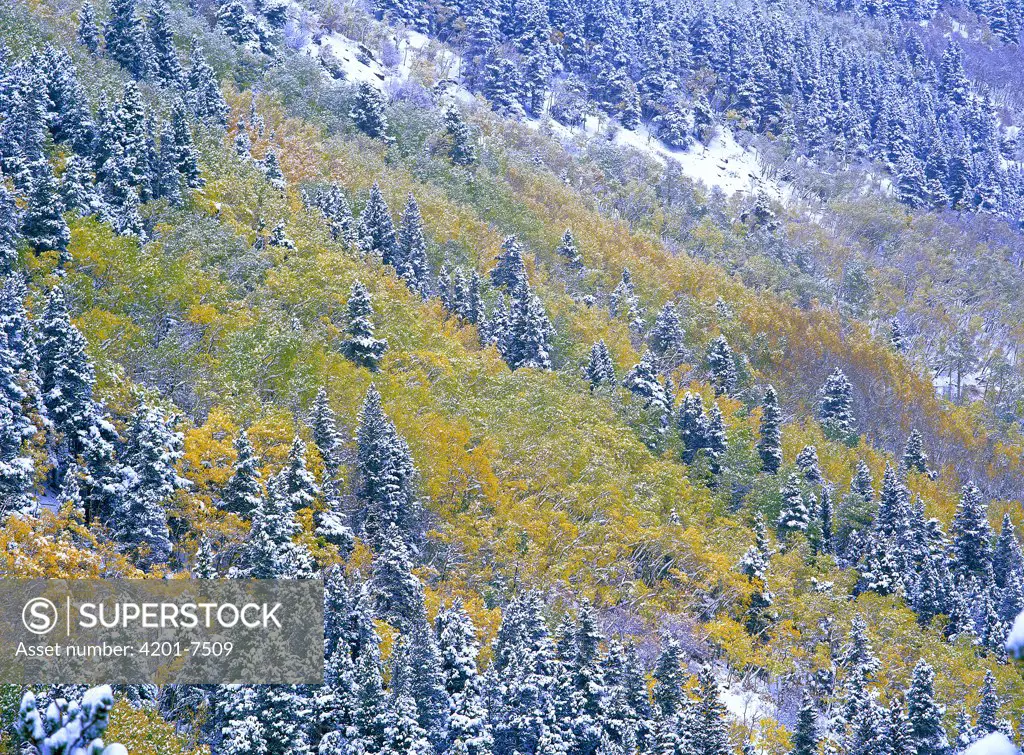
[524,114,791,203]
[1005,609,1024,655]
[290,0,791,204]
[961,734,1018,755]
[615,125,791,203]
[719,682,766,725]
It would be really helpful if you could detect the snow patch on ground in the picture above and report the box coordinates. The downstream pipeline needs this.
[615,125,791,203]
[291,2,791,204]
[719,681,767,726]
[961,734,1018,755]
[524,114,790,203]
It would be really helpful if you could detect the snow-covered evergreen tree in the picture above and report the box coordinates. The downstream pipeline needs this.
[148,0,182,86]
[78,1,101,52]
[555,229,583,271]
[221,429,263,518]
[905,660,949,755]
[351,82,389,139]
[22,160,71,259]
[0,182,19,275]
[584,340,616,390]
[358,183,398,260]
[341,281,388,371]
[117,400,185,568]
[490,235,529,290]
[274,435,318,511]
[706,335,737,396]
[778,473,810,536]
[355,385,420,547]
[796,445,822,486]
[649,303,687,370]
[393,194,431,296]
[820,367,855,439]
[950,481,993,584]
[0,328,34,510]
[902,429,929,475]
[501,281,554,371]
[372,524,427,632]
[19,686,125,755]
[186,49,229,126]
[262,149,285,189]
[791,692,818,755]
[235,478,315,578]
[757,385,783,474]
[622,350,669,412]
[444,106,476,166]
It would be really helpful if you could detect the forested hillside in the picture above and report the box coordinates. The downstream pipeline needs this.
[1,0,1024,751]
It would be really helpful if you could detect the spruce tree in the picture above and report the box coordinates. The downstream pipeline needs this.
[193,536,218,577]
[757,385,783,474]
[435,599,480,697]
[902,429,928,475]
[622,350,670,411]
[355,385,420,547]
[890,319,907,352]
[390,622,449,741]
[974,671,1003,739]
[0,182,19,274]
[105,0,148,76]
[341,281,388,371]
[393,194,431,296]
[706,335,737,396]
[221,429,263,518]
[555,229,583,271]
[314,183,357,245]
[168,98,204,189]
[444,106,476,166]
[649,303,687,369]
[796,445,822,486]
[652,637,684,718]
[501,282,554,371]
[695,665,731,755]
[992,514,1023,590]
[490,235,528,290]
[308,387,343,485]
[905,660,949,755]
[819,367,855,438]
[584,340,616,390]
[739,515,774,636]
[950,481,993,583]
[274,435,318,511]
[267,220,295,250]
[149,0,182,86]
[186,49,229,126]
[235,478,315,578]
[677,391,708,464]
[78,1,101,52]
[37,288,103,468]
[372,524,427,632]
[850,460,874,503]
[357,184,397,260]
[790,692,818,755]
[351,82,388,139]
[22,160,71,259]
[262,149,285,189]
[118,401,184,568]
[0,328,35,510]
[778,473,810,536]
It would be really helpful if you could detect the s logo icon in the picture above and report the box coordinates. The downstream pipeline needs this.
[22,598,58,635]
